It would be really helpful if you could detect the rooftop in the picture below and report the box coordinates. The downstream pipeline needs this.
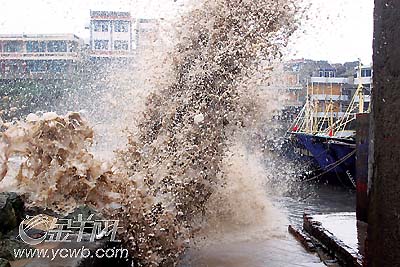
[90,10,131,20]
[310,77,349,84]
[0,34,83,42]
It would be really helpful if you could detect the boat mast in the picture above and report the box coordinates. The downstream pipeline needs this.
[357,61,365,113]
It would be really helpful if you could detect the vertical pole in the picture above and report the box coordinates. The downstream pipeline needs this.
[366,1,400,266]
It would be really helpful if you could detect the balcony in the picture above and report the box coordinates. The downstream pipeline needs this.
[310,77,349,84]
[354,77,372,85]
[0,52,80,60]
[310,94,349,101]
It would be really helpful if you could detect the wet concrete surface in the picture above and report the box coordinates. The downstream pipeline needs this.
[305,212,367,266]
[311,212,366,257]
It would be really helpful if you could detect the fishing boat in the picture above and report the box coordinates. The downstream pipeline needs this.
[289,63,372,185]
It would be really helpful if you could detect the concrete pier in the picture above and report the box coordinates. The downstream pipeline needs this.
[356,113,369,223]
[290,213,366,267]
[367,1,400,265]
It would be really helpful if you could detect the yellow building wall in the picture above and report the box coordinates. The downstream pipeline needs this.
[315,102,341,112]
[308,84,342,96]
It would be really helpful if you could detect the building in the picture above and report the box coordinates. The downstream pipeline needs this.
[0,34,84,80]
[300,65,372,134]
[352,64,373,110]
[283,72,305,108]
[136,18,161,51]
[279,71,307,123]
[354,65,372,86]
[308,74,350,120]
[317,67,336,78]
[284,59,359,86]
[89,11,135,60]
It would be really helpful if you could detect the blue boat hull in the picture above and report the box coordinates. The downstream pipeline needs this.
[294,133,356,182]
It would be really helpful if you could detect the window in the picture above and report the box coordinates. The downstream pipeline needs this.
[26,60,47,72]
[94,40,109,50]
[114,21,129,32]
[47,41,67,52]
[26,41,46,52]
[94,21,109,32]
[48,60,67,73]
[114,40,129,50]
[361,69,372,77]
[4,41,22,53]
[319,70,335,78]
[68,42,77,52]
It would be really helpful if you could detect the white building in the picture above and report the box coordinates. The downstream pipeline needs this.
[136,18,161,51]
[89,11,135,60]
[0,34,84,80]
[353,65,373,105]
[354,65,373,87]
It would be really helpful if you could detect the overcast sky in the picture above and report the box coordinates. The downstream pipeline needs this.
[0,0,373,64]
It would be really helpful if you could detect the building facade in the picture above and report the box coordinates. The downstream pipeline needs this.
[308,75,349,119]
[0,34,84,80]
[136,18,161,52]
[89,11,135,60]
[352,65,373,109]
[283,72,306,108]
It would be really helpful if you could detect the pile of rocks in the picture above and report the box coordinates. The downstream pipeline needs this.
[0,192,131,267]
[0,192,30,267]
